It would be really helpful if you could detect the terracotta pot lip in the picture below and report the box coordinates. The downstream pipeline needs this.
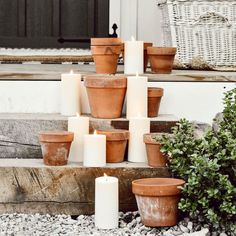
[132,178,185,196]
[143,133,160,144]
[97,129,129,141]
[144,42,153,50]
[39,131,74,143]
[91,45,122,55]
[147,47,177,55]
[84,76,127,88]
[91,37,123,46]
[148,87,164,97]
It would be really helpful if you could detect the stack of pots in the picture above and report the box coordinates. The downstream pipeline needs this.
[91,38,123,74]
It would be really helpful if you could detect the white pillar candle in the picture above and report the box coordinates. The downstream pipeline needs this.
[61,70,81,116]
[68,115,89,162]
[128,117,150,162]
[126,74,148,118]
[95,174,119,229]
[124,37,144,74]
[83,131,106,167]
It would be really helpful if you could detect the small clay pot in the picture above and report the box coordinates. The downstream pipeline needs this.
[91,45,123,74]
[144,43,153,72]
[84,76,127,118]
[39,131,74,166]
[147,47,176,74]
[143,133,167,167]
[132,178,185,227]
[97,129,129,163]
[91,38,123,46]
[148,87,164,117]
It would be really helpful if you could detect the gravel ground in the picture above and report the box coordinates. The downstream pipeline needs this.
[0,212,232,236]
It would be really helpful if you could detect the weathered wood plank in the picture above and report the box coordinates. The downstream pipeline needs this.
[0,159,170,215]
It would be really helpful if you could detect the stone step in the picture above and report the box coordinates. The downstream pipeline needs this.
[0,113,178,159]
[0,159,170,215]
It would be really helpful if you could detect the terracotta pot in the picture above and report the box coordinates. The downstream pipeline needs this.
[143,133,167,167]
[122,42,153,72]
[132,178,185,227]
[148,87,164,117]
[147,47,177,74]
[39,131,74,166]
[91,38,123,46]
[97,129,129,163]
[84,76,127,118]
[91,45,123,74]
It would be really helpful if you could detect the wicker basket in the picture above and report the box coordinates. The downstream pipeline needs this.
[157,0,236,70]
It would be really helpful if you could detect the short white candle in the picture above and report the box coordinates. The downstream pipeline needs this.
[61,70,81,116]
[68,114,89,162]
[128,116,150,162]
[95,174,119,229]
[83,131,106,167]
[124,37,144,75]
[126,74,148,118]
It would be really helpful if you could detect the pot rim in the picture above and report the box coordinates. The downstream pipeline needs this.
[91,45,123,55]
[97,129,129,141]
[91,37,123,46]
[39,131,74,143]
[132,178,185,197]
[143,133,160,144]
[84,76,127,88]
[147,47,177,55]
[148,87,164,97]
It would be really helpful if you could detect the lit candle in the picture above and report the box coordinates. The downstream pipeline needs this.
[95,173,119,229]
[83,130,106,167]
[68,114,89,162]
[128,116,150,162]
[124,36,144,74]
[126,73,148,118]
[61,70,81,116]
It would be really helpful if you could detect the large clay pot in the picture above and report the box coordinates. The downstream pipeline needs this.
[39,131,74,166]
[147,47,176,74]
[91,38,123,74]
[148,87,164,117]
[132,178,185,227]
[97,129,129,163]
[143,133,168,167]
[84,76,127,118]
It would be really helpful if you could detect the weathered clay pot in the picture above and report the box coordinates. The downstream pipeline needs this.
[132,178,185,227]
[144,43,153,72]
[84,76,127,118]
[147,47,176,74]
[91,38,123,74]
[39,131,74,166]
[148,87,164,117]
[97,129,129,163]
[143,133,167,167]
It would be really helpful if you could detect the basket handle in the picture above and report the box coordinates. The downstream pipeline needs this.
[193,12,232,27]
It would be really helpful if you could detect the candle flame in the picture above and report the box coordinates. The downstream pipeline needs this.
[94,130,97,135]
[76,112,80,117]
[70,70,74,74]
[131,36,135,41]
[136,72,139,77]
[104,173,108,177]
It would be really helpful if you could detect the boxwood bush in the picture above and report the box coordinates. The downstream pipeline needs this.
[160,88,236,232]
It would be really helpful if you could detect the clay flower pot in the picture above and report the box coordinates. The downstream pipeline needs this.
[39,131,74,166]
[91,38,123,74]
[84,76,127,118]
[97,129,129,163]
[143,133,167,167]
[147,47,177,74]
[132,178,185,227]
[148,87,164,117]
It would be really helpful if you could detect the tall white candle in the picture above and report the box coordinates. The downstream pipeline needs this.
[124,37,144,74]
[61,70,81,116]
[68,114,89,162]
[128,117,150,162]
[95,174,119,229]
[83,131,106,167]
[126,74,148,118]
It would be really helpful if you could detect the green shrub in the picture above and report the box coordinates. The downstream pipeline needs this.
[160,88,236,232]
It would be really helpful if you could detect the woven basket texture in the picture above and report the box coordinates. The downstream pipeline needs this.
[157,0,236,70]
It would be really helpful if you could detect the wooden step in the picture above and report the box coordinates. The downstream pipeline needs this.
[0,113,178,159]
[0,159,170,215]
